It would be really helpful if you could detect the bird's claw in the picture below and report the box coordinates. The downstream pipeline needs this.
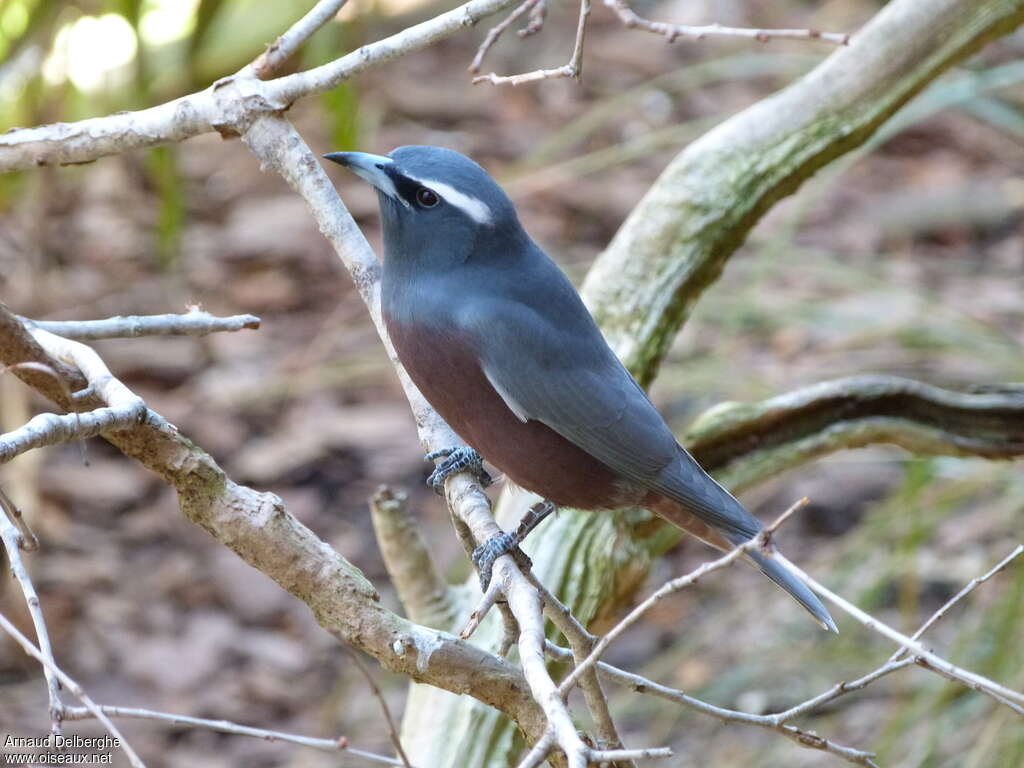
[471,532,531,592]
[425,446,492,494]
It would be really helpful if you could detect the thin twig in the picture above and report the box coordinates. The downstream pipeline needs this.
[543,642,878,766]
[21,310,261,340]
[0,503,62,732]
[887,544,1024,664]
[0,611,146,768]
[469,0,542,73]
[341,647,414,768]
[460,575,504,638]
[253,0,349,79]
[0,484,38,551]
[473,0,590,86]
[559,498,807,697]
[772,552,1024,713]
[603,0,850,45]
[528,573,630,762]
[60,704,405,765]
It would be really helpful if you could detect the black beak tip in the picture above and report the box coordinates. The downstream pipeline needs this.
[323,152,348,166]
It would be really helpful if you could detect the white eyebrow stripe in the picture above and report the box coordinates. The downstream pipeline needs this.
[407,174,493,225]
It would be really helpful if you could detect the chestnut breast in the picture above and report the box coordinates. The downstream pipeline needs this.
[386,314,635,510]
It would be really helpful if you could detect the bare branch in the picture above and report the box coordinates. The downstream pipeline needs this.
[252,0,349,79]
[0,0,521,172]
[686,375,1024,491]
[0,611,146,768]
[772,552,1024,714]
[0,502,62,732]
[558,498,806,697]
[370,486,457,628]
[886,544,1024,664]
[0,405,147,465]
[60,704,405,766]
[0,306,550,741]
[473,0,589,86]
[527,574,630,762]
[0,327,149,463]
[21,310,261,340]
[544,642,879,766]
[603,0,849,46]
[468,0,543,74]
[341,647,414,767]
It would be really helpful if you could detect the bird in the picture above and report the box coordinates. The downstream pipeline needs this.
[325,145,836,632]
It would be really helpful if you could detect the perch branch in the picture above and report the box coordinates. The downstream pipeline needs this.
[473,0,589,86]
[603,0,849,45]
[60,704,404,766]
[0,611,145,767]
[527,574,630,762]
[20,310,261,340]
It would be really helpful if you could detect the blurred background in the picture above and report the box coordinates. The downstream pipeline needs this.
[0,0,1022,766]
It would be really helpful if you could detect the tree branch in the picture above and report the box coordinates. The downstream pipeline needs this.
[370,486,458,629]
[0,611,145,767]
[0,306,550,741]
[683,375,1024,491]
[0,501,63,732]
[252,0,349,80]
[0,0,521,172]
[603,0,849,46]
[60,704,405,766]
[472,0,589,86]
[21,310,261,340]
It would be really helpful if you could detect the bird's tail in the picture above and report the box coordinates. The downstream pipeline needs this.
[745,548,837,633]
[648,495,836,632]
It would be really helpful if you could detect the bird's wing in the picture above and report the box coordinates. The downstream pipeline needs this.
[462,295,759,538]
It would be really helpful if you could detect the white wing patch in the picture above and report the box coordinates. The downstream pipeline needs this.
[483,365,530,422]
[407,174,493,225]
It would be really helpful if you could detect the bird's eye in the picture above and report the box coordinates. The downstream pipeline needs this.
[416,187,439,208]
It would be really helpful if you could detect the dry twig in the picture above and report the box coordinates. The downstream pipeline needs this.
[0,611,145,768]
[603,0,850,45]
[473,0,590,85]
[20,310,261,340]
[773,552,1024,714]
[253,0,349,79]
[60,704,405,765]
[0,499,61,732]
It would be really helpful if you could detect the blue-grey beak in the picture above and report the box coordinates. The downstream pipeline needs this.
[324,151,408,207]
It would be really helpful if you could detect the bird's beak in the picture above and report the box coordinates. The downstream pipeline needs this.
[323,151,408,207]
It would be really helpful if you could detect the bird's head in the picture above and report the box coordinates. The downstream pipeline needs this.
[325,145,523,269]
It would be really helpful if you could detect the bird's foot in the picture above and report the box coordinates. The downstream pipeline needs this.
[425,446,492,495]
[470,500,558,591]
[471,533,525,593]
